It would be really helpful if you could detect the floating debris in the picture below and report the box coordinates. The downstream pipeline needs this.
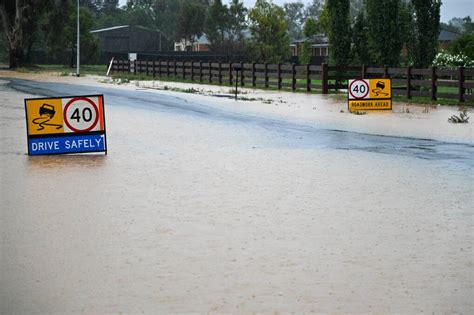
[448,110,469,123]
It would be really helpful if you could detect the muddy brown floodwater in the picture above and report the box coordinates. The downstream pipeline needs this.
[1,78,473,314]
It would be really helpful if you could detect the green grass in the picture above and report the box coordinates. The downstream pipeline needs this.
[9,64,107,75]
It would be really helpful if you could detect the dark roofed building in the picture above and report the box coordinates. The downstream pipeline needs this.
[438,28,461,49]
[91,25,164,54]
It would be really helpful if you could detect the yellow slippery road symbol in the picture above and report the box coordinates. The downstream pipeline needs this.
[26,98,64,135]
[369,79,391,99]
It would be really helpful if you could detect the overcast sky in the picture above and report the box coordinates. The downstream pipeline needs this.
[118,0,473,23]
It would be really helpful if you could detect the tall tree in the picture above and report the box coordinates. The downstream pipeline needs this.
[365,0,403,66]
[177,0,206,51]
[42,2,99,67]
[305,0,322,19]
[248,0,290,63]
[351,11,370,65]
[409,0,441,67]
[0,0,44,68]
[228,0,247,42]
[283,1,305,40]
[300,17,318,64]
[326,0,351,65]
[204,0,229,51]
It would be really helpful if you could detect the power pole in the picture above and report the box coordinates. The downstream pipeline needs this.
[76,0,80,77]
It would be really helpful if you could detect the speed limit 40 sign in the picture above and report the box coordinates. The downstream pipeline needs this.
[25,95,107,155]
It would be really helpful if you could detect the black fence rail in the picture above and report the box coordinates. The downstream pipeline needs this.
[110,59,473,102]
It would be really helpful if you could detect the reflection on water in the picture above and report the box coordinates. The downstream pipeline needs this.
[26,154,107,171]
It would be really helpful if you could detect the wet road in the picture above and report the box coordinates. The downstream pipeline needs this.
[8,78,474,165]
[1,78,473,314]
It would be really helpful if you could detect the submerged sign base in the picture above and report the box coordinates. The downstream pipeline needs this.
[25,95,107,156]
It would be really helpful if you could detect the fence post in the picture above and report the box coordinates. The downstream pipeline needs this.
[252,62,256,87]
[153,60,156,77]
[459,66,465,102]
[199,61,203,82]
[264,63,269,88]
[240,62,244,86]
[292,63,296,91]
[182,61,186,80]
[407,66,412,99]
[431,66,437,101]
[384,65,389,78]
[218,62,222,85]
[277,63,282,90]
[362,65,367,79]
[229,62,233,85]
[322,63,328,94]
[174,60,177,77]
[145,59,149,76]
[306,64,311,92]
[209,62,212,83]
[167,60,170,77]
[190,61,194,81]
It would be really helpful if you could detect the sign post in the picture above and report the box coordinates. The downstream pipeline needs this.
[348,79,392,112]
[24,95,107,155]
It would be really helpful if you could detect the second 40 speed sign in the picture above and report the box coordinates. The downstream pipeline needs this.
[348,79,392,112]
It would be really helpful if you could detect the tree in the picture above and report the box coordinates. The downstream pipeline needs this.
[326,0,351,65]
[0,0,44,68]
[248,0,290,63]
[409,0,441,67]
[449,33,474,60]
[42,2,99,67]
[461,16,474,34]
[305,0,322,19]
[283,1,305,40]
[177,0,206,51]
[228,0,247,43]
[204,0,229,51]
[351,11,370,65]
[299,17,318,64]
[365,0,403,66]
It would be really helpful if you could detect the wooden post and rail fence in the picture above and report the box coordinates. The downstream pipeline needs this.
[111,59,474,102]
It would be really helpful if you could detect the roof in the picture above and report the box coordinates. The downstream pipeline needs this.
[91,25,161,34]
[91,25,129,33]
[438,28,460,42]
[291,33,329,45]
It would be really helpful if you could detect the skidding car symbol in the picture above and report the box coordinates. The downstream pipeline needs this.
[39,104,56,118]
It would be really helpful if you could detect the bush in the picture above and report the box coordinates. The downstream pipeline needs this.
[432,51,474,68]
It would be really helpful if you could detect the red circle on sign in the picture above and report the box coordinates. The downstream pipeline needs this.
[349,79,369,99]
[63,97,99,132]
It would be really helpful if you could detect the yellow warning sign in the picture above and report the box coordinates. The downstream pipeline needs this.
[26,98,64,135]
[348,78,392,112]
[369,79,391,99]
[349,99,392,111]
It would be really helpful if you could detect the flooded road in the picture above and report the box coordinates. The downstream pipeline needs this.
[1,79,473,313]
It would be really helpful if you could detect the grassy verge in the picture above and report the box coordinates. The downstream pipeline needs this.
[14,64,107,75]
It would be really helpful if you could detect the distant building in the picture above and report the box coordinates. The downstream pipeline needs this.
[91,25,164,55]
[438,27,461,49]
[290,34,329,65]
[174,35,211,52]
